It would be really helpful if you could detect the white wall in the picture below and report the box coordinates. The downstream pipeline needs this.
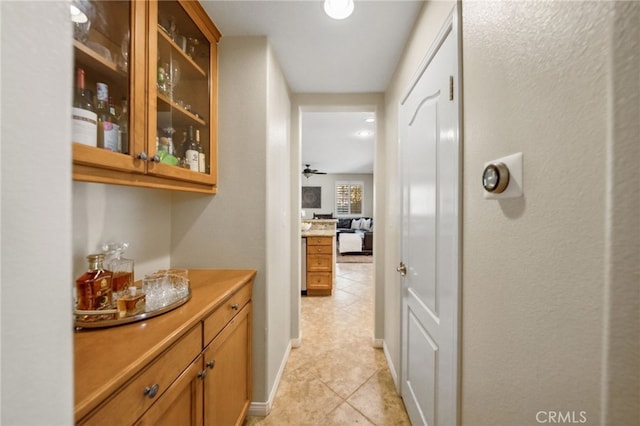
[383,1,639,425]
[1,1,74,423]
[265,42,292,400]
[301,173,374,219]
[461,1,619,424]
[601,3,640,424]
[72,183,172,280]
[171,36,292,410]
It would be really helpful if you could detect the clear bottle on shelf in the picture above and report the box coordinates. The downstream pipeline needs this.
[184,125,199,171]
[95,82,118,151]
[102,242,135,302]
[196,129,206,173]
[117,98,129,154]
[108,96,121,152]
[72,67,97,147]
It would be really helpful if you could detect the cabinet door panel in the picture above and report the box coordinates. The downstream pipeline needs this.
[72,0,220,193]
[148,0,218,186]
[135,355,203,426]
[203,303,252,426]
[72,0,145,173]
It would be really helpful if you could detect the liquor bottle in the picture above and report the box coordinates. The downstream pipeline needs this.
[117,98,129,154]
[196,129,206,173]
[109,96,121,152]
[184,125,199,171]
[75,254,113,317]
[103,242,135,302]
[96,82,118,151]
[72,68,97,147]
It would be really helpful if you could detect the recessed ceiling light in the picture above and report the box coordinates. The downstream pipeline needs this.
[356,130,373,137]
[324,0,354,20]
[365,117,375,123]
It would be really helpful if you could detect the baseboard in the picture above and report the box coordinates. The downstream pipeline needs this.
[383,340,401,394]
[291,336,302,348]
[247,340,292,417]
[372,337,384,348]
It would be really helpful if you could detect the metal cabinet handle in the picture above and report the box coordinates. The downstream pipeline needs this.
[206,360,216,369]
[231,303,239,311]
[197,370,207,380]
[137,152,148,161]
[150,154,160,162]
[143,384,159,399]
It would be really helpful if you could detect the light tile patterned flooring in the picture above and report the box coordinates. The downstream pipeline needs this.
[244,262,410,425]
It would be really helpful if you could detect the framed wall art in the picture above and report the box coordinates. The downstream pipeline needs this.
[301,186,321,208]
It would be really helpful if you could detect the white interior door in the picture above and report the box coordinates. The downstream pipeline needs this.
[398,8,460,426]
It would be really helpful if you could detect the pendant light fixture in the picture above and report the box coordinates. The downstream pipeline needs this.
[324,0,354,20]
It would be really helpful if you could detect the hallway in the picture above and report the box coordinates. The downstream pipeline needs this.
[245,262,410,425]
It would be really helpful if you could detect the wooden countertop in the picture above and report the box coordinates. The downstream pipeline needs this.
[74,269,257,421]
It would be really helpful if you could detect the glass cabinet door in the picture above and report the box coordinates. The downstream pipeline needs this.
[71,0,145,173]
[148,0,218,186]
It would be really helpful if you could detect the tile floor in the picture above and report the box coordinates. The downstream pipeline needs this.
[244,262,410,425]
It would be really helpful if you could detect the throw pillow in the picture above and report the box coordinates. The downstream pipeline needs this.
[362,218,371,231]
[351,218,361,230]
[338,218,351,229]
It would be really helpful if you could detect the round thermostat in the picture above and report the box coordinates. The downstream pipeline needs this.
[482,162,510,193]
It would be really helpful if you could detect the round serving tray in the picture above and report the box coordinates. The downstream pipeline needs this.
[74,289,191,330]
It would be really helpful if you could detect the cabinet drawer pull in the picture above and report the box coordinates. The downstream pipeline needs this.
[143,384,159,399]
[231,303,239,311]
[206,360,216,369]
[197,370,207,380]
[137,152,148,161]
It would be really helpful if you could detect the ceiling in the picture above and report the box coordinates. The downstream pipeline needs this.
[201,0,425,173]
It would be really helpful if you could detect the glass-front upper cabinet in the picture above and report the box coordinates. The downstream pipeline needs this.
[71,0,221,194]
[147,0,220,188]
[71,0,145,173]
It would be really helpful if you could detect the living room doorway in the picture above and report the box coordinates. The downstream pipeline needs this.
[301,110,375,263]
[291,95,383,349]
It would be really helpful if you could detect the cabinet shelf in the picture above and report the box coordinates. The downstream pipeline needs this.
[157,27,207,79]
[157,93,207,127]
[73,39,127,83]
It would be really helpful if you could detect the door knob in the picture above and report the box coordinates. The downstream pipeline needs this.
[396,262,407,276]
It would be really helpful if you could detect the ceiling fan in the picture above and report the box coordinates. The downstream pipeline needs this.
[302,164,327,178]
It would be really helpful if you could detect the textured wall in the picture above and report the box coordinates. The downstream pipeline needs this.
[265,42,293,400]
[461,1,611,424]
[1,1,74,423]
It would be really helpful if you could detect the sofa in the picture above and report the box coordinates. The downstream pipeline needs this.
[336,217,373,254]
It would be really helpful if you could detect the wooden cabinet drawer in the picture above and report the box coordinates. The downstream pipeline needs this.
[79,325,201,426]
[307,272,332,289]
[307,244,333,255]
[307,254,332,271]
[307,236,332,246]
[203,283,252,347]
